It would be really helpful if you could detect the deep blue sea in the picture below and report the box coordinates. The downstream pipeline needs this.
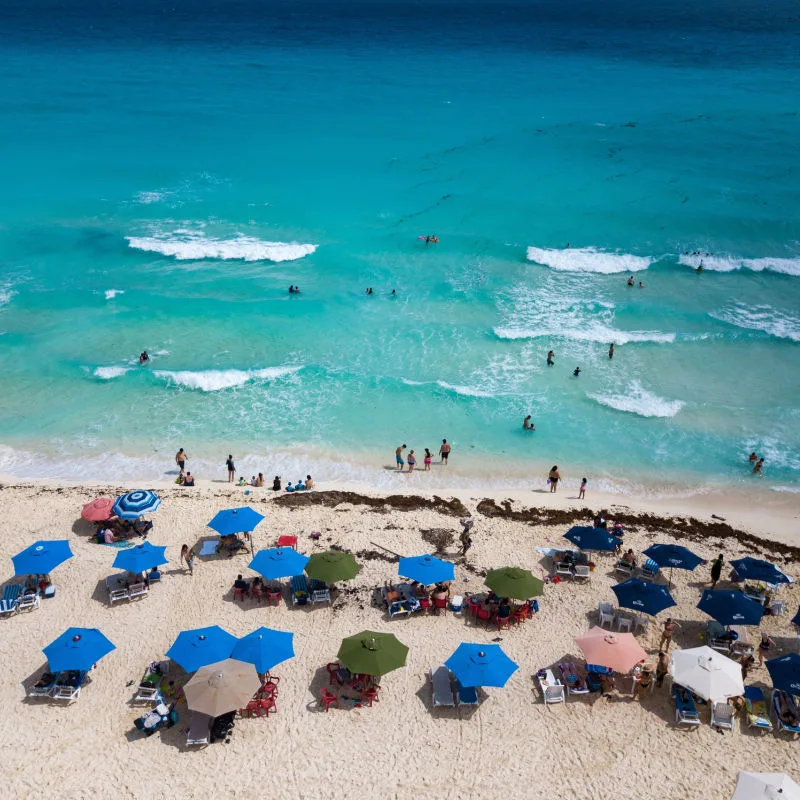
[1,0,799,493]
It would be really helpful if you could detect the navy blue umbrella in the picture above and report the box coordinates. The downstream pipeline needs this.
[563,526,621,552]
[166,626,237,672]
[44,627,115,672]
[731,557,791,586]
[792,607,800,627]
[611,578,676,617]
[12,540,73,576]
[208,507,265,536]
[113,490,161,519]
[112,542,168,573]
[766,653,800,697]
[249,548,309,580]
[643,544,703,571]
[697,589,764,627]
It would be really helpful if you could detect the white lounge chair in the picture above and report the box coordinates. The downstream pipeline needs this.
[574,565,591,580]
[705,620,732,652]
[711,701,734,732]
[0,584,21,616]
[429,665,455,708]
[186,711,211,746]
[128,582,148,600]
[542,682,565,705]
[597,602,614,628]
[28,672,60,698]
[17,592,40,612]
[558,662,589,696]
[555,562,573,580]
[615,561,634,578]
[52,672,87,702]
[108,587,129,604]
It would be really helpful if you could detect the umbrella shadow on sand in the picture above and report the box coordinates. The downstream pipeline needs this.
[71,517,96,536]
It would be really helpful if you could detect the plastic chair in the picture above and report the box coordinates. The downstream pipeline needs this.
[326,662,342,686]
[615,615,633,633]
[467,599,480,619]
[496,615,511,631]
[258,696,277,717]
[475,607,491,627]
[250,585,263,603]
[240,700,262,718]
[418,598,431,614]
[360,687,379,707]
[233,586,247,602]
[266,589,282,606]
[320,688,338,712]
[434,597,448,615]
[511,607,527,625]
[276,535,298,550]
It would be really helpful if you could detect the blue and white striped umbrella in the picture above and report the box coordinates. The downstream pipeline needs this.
[113,490,161,519]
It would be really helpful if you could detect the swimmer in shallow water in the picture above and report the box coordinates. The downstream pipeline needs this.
[139,351,149,364]
[523,415,535,431]
[573,366,581,377]
[547,350,555,367]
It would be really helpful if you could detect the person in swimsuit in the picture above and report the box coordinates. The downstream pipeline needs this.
[627,276,634,286]
[659,618,680,651]
[523,415,535,431]
[578,477,587,499]
[175,448,187,476]
[183,472,195,486]
[439,439,451,465]
[573,366,581,377]
[548,465,560,493]
[608,343,614,359]
[395,444,406,470]
[226,454,236,483]
[139,351,150,364]
[748,452,758,463]
[758,633,776,665]
[753,457,764,474]
[407,450,416,473]
[547,350,555,367]
[424,448,432,470]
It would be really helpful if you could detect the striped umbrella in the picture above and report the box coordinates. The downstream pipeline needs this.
[113,490,161,519]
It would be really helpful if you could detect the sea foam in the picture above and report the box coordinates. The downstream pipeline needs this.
[710,303,800,342]
[154,365,301,392]
[588,381,685,418]
[679,253,800,276]
[494,323,675,345]
[526,246,652,274]
[105,289,125,300]
[94,366,130,380]
[127,232,317,262]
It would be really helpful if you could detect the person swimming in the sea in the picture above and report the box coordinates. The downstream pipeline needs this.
[523,415,535,431]
[139,351,149,364]
[627,276,635,286]
[573,366,581,377]
[424,235,439,245]
[697,261,703,273]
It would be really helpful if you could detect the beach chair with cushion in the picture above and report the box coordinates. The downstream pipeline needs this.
[52,671,87,702]
[743,686,772,733]
[291,574,309,606]
[555,562,573,580]
[672,686,701,726]
[310,579,331,605]
[558,663,589,696]
[615,560,634,578]
[429,665,455,708]
[574,564,591,581]
[186,711,212,746]
[597,602,614,628]
[0,584,21,616]
[637,559,660,582]
[454,679,478,707]
[135,664,166,704]
[711,701,734,732]
[29,671,60,698]
[773,689,800,736]
[705,620,732,652]
[17,591,40,612]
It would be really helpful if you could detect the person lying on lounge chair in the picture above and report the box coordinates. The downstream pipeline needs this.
[777,693,800,726]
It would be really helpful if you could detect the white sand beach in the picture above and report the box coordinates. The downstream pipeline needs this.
[0,479,798,800]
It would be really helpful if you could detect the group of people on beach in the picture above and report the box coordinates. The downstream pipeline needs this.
[395,440,451,473]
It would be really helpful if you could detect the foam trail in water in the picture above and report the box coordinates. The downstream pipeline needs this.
[94,366,130,380]
[435,380,494,398]
[679,253,800,276]
[710,303,800,342]
[588,381,685,418]
[494,324,674,344]
[154,365,302,392]
[127,232,317,262]
[105,289,124,300]
[527,246,652,274]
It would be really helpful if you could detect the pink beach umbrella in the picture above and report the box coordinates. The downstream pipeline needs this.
[575,626,648,673]
[81,498,115,522]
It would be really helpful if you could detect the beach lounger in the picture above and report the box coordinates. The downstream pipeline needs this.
[52,671,87,702]
[555,562,573,580]
[134,662,168,704]
[637,559,660,582]
[128,582,149,600]
[672,686,701,726]
[705,620,732,652]
[743,686,772,733]
[0,584,21,616]
[17,591,40,612]
[310,579,331,605]
[29,671,60,698]
[291,574,309,606]
[615,560,634,578]
[558,663,589,696]
[429,665,455,708]
[711,701,734,732]
[186,711,212,746]
[454,679,478,707]
[108,586,129,604]
[773,689,800,736]
[597,602,614,628]
[573,564,591,580]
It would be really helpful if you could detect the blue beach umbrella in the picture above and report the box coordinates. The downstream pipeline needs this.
[166,626,237,673]
[208,507,265,536]
[643,544,703,572]
[231,627,295,674]
[249,548,309,580]
[113,490,161,519]
[12,540,73,576]
[112,541,168,574]
[611,578,676,617]
[563,526,621,552]
[730,557,791,586]
[398,555,455,585]
[43,627,115,673]
[766,653,800,697]
[445,643,518,688]
[697,589,765,627]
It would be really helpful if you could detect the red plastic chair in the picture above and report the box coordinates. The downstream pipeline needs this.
[360,687,379,707]
[240,699,262,718]
[496,615,511,632]
[467,599,480,619]
[320,688,338,712]
[326,662,342,685]
[233,586,247,602]
[434,597,448,616]
[511,607,527,625]
[276,535,297,550]
[475,607,491,627]
[259,683,278,700]
[251,585,263,603]
[258,697,277,716]
[266,589,282,606]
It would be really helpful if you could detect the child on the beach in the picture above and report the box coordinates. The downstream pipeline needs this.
[424,448,432,470]
[180,544,195,575]
[579,477,587,499]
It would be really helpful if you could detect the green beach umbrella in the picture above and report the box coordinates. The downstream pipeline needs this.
[305,550,361,583]
[485,567,544,600]
[337,630,409,676]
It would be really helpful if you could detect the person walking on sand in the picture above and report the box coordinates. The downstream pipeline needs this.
[655,651,669,688]
[175,448,187,476]
[548,465,561,492]
[459,518,474,555]
[659,618,680,651]
[395,444,406,470]
[710,553,724,588]
[578,477,587,499]
[180,544,195,576]
[439,439,451,465]
[226,454,236,483]
[424,448,432,470]
[407,450,416,473]
[608,343,614,360]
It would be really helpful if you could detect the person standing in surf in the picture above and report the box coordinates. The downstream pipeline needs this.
[608,343,614,360]
[226,454,236,483]
[175,448,188,477]
[548,465,561,492]
[547,350,555,367]
[439,439,451,465]
[395,444,406,470]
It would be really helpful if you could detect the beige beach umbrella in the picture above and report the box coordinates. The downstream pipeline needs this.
[184,658,260,717]
[731,772,800,799]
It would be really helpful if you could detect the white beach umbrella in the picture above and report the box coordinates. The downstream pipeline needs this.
[669,646,743,702]
[731,772,800,800]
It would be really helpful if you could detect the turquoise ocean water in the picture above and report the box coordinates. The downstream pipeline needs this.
[1,0,799,493]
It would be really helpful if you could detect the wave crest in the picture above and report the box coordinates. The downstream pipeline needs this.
[680,253,800,276]
[105,289,124,300]
[127,233,317,262]
[588,381,685,418]
[153,365,302,392]
[527,246,651,274]
[94,366,130,380]
[494,324,674,345]
[710,303,800,342]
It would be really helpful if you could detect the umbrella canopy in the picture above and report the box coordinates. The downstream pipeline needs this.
[207,506,265,536]
[43,627,115,673]
[231,627,295,674]
[730,556,791,586]
[669,646,743,701]
[642,544,703,571]
[445,643,518,688]
[563,526,621,552]
[484,566,544,600]
[337,631,408,676]
[731,772,800,800]
[184,658,261,717]
[765,653,800,697]
[793,607,800,628]
[12,540,74,576]
[611,578,676,616]
[112,541,168,573]
[249,547,309,580]
[306,550,361,583]
[166,626,237,673]
[113,490,161,519]
[697,589,765,627]
[398,555,454,586]
[575,626,647,673]
[81,497,115,522]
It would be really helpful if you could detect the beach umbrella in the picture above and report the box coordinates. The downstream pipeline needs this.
[337,631,408,676]
[398,555,454,586]
[792,607,800,628]
[81,498,115,522]
[484,567,544,600]
[575,626,647,673]
[611,578,676,617]
[231,627,295,674]
[113,490,161,519]
[445,643,518,688]
[184,659,261,717]
[697,589,764,627]
[43,627,115,673]
[166,626,237,673]
[12,540,73,576]
[306,550,361,583]
[765,653,800,697]
[249,547,309,580]
[730,557,791,586]
[207,506,265,536]
[642,544,703,572]
[563,526,621,552]
[669,646,743,702]
[112,541,167,574]
[731,772,800,800]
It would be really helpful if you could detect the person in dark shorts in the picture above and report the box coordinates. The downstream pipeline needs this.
[175,448,187,476]
[439,439,451,465]
[547,350,555,366]
[226,454,236,483]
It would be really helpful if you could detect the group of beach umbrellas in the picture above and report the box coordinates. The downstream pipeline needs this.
[81,490,162,522]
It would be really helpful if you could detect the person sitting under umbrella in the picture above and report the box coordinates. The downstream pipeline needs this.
[622,549,637,566]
